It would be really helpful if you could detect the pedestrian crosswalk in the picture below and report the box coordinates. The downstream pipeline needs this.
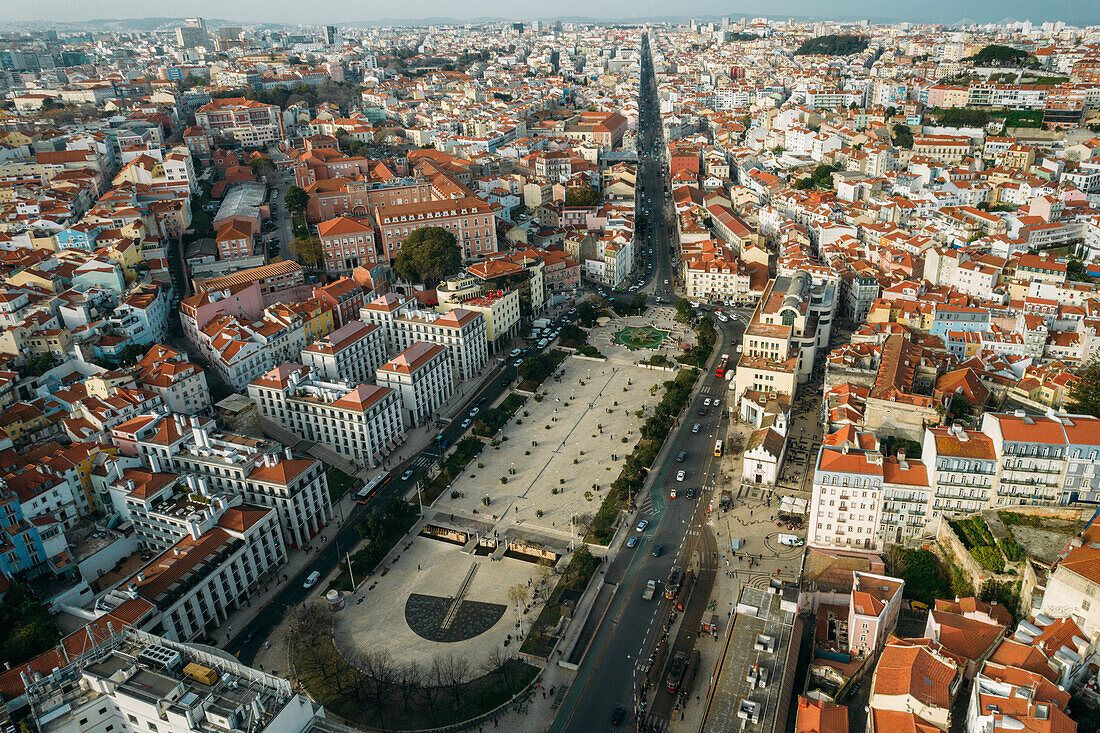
[410,454,434,469]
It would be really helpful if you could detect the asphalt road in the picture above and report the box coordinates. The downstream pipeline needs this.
[226,311,581,664]
[551,33,743,733]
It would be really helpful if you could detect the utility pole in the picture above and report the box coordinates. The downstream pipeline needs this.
[347,550,356,590]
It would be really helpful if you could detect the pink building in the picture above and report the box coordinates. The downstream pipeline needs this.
[179,280,264,344]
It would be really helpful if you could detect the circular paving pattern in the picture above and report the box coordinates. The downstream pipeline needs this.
[613,324,670,350]
[404,594,507,643]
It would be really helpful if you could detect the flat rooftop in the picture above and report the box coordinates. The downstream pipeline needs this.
[702,585,799,733]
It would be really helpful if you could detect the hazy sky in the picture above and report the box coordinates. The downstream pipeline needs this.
[3,0,1097,26]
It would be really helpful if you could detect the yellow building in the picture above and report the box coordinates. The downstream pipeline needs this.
[0,401,53,443]
[27,328,74,358]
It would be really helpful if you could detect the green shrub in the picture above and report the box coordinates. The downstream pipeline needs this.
[972,545,1006,573]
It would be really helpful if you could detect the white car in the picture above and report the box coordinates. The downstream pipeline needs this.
[676,470,686,482]
[303,571,321,589]
[736,344,743,353]
[703,398,711,406]
[716,312,729,323]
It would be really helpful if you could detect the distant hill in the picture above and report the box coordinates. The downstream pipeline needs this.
[794,34,869,56]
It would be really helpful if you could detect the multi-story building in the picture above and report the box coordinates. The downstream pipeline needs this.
[980,412,1068,507]
[848,571,905,657]
[300,320,386,385]
[117,502,285,642]
[110,413,332,548]
[373,196,499,261]
[134,345,212,415]
[247,364,404,470]
[194,97,283,148]
[877,451,932,546]
[734,271,837,405]
[376,342,454,428]
[807,430,887,554]
[106,468,236,552]
[358,294,489,381]
[392,308,488,381]
[23,628,320,733]
[436,276,523,347]
[922,425,998,518]
[317,215,380,273]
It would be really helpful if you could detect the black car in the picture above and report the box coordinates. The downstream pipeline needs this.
[652,544,663,557]
[611,706,626,726]
[698,406,708,416]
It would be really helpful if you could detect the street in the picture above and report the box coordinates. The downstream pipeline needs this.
[552,33,741,732]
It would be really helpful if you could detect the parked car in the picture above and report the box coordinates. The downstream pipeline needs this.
[303,571,321,589]
[469,407,479,417]
[461,418,472,428]
[636,519,650,532]
[626,536,638,548]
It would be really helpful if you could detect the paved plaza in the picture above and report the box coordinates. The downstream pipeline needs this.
[438,351,668,540]
[333,535,547,671]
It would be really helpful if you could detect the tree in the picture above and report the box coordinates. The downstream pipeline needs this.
[290,237,325,268]
[392,226,461,286]
[0,582,61,664]
[811,163,837,189]
[892,123,914,149]
[674,298,693,323]
[564,184,599,207]
[250,155,275,179]
[284,185,310,214]
[1068,355,1100,417]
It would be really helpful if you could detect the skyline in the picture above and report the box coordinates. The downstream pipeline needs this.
[2,0,1099,28]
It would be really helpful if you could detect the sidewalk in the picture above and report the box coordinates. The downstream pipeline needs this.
[219,489,357,658]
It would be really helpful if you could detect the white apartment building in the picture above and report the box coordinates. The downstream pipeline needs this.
[877,451,931,546]
[248,364,404,470]
[808,432,887,554]
[980,412,1069,507]
[358,294,489,380]
[376,342,454,428]
[392,308,488,381]
[26,629,319,733]
[922,425,998,518]
[119,502,285,642]
[106,468,238,551]
[685,258,751,301]
[135,346,212,416]
[300,320,386,385]
[110,413,332,549]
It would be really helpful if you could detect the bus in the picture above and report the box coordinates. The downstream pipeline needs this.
[356,471,391,504]
[714,440,724,457]
[715,354,730,378]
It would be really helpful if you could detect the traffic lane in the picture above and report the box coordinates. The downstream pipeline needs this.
[563,502,695,732]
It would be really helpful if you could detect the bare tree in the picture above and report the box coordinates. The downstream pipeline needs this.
[438,653,470,711]
[507,583,530,609]
[573,511,595,535]
[417,657,444,711]
[484,645,513,687]
[351,649,396,727]
[395,663,422,713]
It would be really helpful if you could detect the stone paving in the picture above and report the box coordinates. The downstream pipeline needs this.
[437,353,667,542]
[333,535,547,673]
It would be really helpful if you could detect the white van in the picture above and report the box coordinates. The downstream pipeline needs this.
[777,534,805,547]
[303,570,321,588]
